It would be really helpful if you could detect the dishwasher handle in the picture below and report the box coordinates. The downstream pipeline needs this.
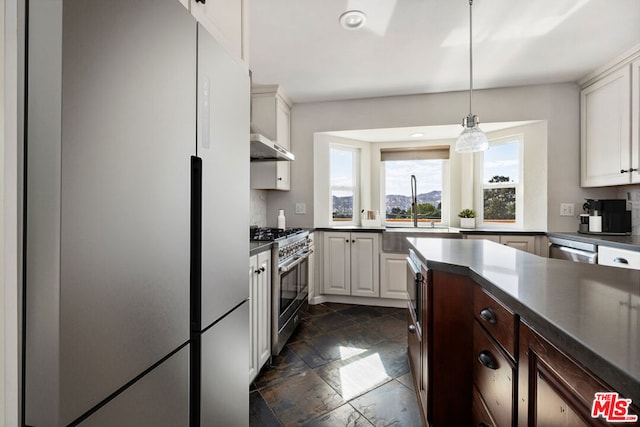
[549,244,598,264]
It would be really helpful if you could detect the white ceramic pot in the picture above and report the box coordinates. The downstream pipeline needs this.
[460,217,475,229]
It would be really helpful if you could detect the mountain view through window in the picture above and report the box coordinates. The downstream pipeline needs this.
[385,159,443,224]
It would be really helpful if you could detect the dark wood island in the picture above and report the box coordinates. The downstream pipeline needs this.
[407,238,640,426]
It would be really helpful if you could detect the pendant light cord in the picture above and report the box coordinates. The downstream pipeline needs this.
[468,0,473,117]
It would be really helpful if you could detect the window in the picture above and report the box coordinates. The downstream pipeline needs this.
[381,146,449,226]
[476,136,523,226]
[330,145,359,224]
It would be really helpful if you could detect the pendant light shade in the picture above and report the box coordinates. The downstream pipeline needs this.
[456,114,489,153]
[455,0,488,153]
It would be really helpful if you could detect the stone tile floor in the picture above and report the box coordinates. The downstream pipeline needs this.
[249,303,422,426]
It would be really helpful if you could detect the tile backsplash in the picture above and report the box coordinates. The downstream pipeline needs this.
[250,189,268,228]
[621,186,640,235]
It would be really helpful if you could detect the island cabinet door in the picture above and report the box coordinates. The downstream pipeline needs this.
[517,321,640,426]
[429,270,474,426]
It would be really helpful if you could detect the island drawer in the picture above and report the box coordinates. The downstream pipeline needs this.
[474,285,517,359]
[473,320,515,427]
[472,384,497,427]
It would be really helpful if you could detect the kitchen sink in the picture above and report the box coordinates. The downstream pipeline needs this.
[382,227,462,253]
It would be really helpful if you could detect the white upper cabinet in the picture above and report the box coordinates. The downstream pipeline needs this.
[187,0,248,66]
[250,86,292,191]
[580,47,640,187]
[632,58,640,184]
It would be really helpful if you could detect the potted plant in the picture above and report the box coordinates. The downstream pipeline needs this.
[458,209,476,229]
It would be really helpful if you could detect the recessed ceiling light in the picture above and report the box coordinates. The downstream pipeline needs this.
[339,10,367,30]
[410,132,425,138]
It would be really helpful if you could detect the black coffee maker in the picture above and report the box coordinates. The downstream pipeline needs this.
[582,199,632,234]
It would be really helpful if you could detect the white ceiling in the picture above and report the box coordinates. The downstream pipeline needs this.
[249,0,640,104]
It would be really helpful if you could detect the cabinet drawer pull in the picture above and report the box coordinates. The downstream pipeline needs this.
[479,308,497,324]
[408,325,416,334]
[477,350,498,370]
[613,257,629,264]
[195,0,206,3]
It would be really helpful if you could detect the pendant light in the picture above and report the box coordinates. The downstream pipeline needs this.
[455,0,489,153]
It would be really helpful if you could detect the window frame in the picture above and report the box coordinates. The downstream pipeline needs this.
[329,144,360,226]
[380,149,450,228]
[474,134,524,229]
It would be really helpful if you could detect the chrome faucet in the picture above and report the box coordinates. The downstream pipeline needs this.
[410,175,417,228]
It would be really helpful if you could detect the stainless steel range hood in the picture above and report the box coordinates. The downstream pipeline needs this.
[250,133,295,162]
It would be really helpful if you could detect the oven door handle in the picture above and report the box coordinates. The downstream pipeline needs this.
[279,250,313,273]
[406,257,422,280]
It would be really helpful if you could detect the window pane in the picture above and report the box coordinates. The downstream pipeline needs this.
[332,190,353,221]
[483,187,516,222]
[483,141,519,184]
[330,148,354,187]
[385,159,442,223]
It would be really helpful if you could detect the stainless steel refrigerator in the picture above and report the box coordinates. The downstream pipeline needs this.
[24,0,249,425]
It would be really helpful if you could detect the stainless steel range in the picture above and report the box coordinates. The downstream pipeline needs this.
[250,228,312,355]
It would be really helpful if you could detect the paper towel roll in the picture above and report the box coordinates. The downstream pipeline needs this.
[589,215,602,232]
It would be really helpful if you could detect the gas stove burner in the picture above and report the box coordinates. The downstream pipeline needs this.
[250,227,304,242]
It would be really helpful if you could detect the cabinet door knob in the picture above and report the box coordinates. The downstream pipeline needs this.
[277,177,283,181]
[259,266,266,272]
[630,168,638,172]
[621,169,630,173]
[477,350,498,370]
[479,308,497,324]
[352,239,355,243]
[346,239,350,243]
[408,325,416,333]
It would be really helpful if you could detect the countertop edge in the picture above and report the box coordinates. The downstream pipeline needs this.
[250,241,272,256]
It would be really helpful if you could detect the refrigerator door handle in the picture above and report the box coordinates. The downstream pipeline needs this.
[190,155,203,332]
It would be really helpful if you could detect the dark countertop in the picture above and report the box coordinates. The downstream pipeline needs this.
[313,226,384,233]
[462,228,546,236]
[313,226,546,235]
[250,241,272,256]
[407,237,640,403]
[548,232,640,252]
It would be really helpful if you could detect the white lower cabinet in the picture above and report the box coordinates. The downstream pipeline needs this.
[465,234,536,254]
[323,232,379,297]
[249,250,271,382]
[380,253,408,300]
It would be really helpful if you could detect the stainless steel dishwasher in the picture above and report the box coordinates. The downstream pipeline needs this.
[548,236,597,264]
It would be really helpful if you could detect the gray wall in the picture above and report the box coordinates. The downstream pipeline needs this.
[267,82,618,231]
